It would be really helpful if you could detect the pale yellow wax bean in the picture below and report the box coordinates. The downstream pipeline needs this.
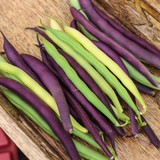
[0,61,88,133]
[43,28,123,113]
[45,15,63,32]
[63,25,146,108]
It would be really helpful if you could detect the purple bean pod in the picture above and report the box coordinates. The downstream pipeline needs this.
[134,81,155,96]
[91,39,140,136]
[47,53,117,155]
[0,31,47,90]
[26,27,60,49]
[63,88,113,158]
[70,19,78,30]
[79,0,160,70]
[20,54,73,133]
[0,77,81,160]
[69,6,159,88]
[141,116,160,148]
[93,3,160,56]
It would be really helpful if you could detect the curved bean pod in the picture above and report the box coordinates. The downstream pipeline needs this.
[69,6,156,105]
[70,19,78,30]
[39,34,119,126]
[43,26,139,117]
[35,26,122,120]
[0,31,46,89]
[69,0,98,41]
[0,77,81,160]
[0,61,87,133]
[93,3,160,56]
[79,0,160,79]
[63,86,114,159]
[21,54,73,133]
[47,52,125,147]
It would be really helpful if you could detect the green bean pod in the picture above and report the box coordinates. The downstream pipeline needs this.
[0,61,87,133]
[62,24,146,114]
[110,104,130,123]
[39,34,120,126]
[0,87,111,160]
[35,26,123,118]
[121,58,160,90]
[68,0,98,41]
[40,25,139,116]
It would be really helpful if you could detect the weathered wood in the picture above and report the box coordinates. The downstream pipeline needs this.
[0,0,160,160]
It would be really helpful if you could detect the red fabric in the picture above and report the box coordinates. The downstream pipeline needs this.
[0,128,18,160]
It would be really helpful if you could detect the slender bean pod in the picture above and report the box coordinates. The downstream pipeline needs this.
[21,54,73,133]
[121,58,160,90]
[69,0,98,41]
[69,5,158,94]
[63,86,115,159]
[0,61,87,133]
[0,31,47,89]
[41,25,141,118]
[39,34,119,126]
[0,77,81,160]
[79,0,160,76]
[35,26,122,120]
[93,3,160,56]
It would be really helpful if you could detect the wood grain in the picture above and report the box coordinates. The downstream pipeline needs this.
[0,0,160,160]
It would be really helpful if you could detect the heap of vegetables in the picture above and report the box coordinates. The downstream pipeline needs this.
[0,0,160,159]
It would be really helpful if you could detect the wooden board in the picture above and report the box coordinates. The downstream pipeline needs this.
[0,0,160,160]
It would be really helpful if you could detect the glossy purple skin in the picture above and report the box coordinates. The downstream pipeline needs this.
[20,54,72,133]
[0,77,81,160]
[70,6,159,88]
[40,48,103,135]
[91,40,130,77]
[47,53,117,156]
[91,40,140,136]
[36,36,60,78]
[63,88,114,158]
[57,49,118,122]
[70,19,78,30]
[141,116,160,148]
[134,82,155,96]
[93,4,160,56]
[128,93,140,136]
[27,27,60,49]
[0,31,46,90]
[68,103,84,126]
[57,49,126,141]
[80,0,160,68]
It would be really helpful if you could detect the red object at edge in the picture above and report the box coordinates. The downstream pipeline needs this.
[0,127,18,160]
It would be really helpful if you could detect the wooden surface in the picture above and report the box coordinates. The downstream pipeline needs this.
[0,0,160,160]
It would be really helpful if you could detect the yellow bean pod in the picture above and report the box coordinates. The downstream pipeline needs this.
[63,25,146,113]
